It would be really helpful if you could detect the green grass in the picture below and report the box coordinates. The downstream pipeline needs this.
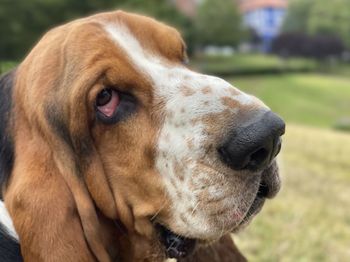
[325,62,350,77]
[228,74,350,128]
[191,54,318,76]
[235,124,350,262]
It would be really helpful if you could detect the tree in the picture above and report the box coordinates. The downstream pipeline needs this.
[0,0,189,60]
[0,0,118,60]
[272,32,345,59]
[282,0,315,33]
[282,0,350,49]
[307,0,350,49]
[194,0,243,48]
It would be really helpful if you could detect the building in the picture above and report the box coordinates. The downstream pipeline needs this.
[238,0,288,51]
[172,0,288,52]
[171,0,202,17]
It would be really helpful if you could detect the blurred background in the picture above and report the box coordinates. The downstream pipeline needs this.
[1,0,349,261]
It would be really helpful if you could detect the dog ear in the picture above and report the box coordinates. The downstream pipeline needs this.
[4,21,118,262]
[0,70,16,198]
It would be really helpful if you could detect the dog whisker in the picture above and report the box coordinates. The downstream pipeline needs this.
[150,199,168,222]
[191,201,201,216]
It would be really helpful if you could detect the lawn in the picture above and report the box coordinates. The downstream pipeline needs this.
[228,74,350,129]
[235,124,350,262]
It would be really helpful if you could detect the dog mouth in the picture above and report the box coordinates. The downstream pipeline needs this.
[156,224,197,259]
[237,193,265,229]
[154,163,279,259]
[154,190,265,259]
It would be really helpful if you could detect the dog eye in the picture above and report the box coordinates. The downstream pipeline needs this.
[96,88,120,118]
[97,89,113,106]
[95,88,137,124]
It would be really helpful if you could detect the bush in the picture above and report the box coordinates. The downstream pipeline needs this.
[191,54,317,76]
[272,32,345,60]
[334,118,350,132]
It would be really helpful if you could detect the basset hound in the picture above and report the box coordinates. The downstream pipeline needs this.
[0,10,285,262]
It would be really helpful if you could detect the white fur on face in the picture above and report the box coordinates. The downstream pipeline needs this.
[104,22,268,240]
[0,201,18,240]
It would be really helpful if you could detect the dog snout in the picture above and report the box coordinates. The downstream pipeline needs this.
[218,111,285,171]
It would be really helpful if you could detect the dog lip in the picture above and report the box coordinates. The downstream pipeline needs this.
[238,195,266,227]
[155,224,197,259]
[240,162,280,220]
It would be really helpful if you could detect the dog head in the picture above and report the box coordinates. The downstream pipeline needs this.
[12,10,284,260]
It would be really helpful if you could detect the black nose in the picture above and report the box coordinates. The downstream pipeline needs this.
[218,111,285,171]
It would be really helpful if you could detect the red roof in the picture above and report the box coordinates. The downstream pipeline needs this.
[238,0,288,12]
[173,0,198,17]
[173,0,288,16]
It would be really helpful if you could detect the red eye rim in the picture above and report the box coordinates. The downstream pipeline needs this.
[96,89,120,118]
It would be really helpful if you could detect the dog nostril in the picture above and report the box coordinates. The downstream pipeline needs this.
[247,147,269,169]
[257,182,270,198]
[274,138,282,157]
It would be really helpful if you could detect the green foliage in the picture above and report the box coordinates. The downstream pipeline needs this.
[0,61,17,74]
[117,0,183,23]
[282,0,315,32]
[194,0,242,47]
[192,54,317,76]
[0,0,189,60]
[0,0,116,60]
[308,0,350,48]
[282,0,350,49]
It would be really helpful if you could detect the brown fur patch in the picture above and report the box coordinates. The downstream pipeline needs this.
[180,86,196,96]
[221,96,240,109]
[201,86,212,94]
[229,87,240,96]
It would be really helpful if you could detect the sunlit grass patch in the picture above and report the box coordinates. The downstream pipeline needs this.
[229,74,350,129]
[235,124,350,262]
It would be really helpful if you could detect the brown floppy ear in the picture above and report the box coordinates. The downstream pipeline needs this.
[4,20,118,262]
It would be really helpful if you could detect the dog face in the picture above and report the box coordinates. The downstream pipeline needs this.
[12,10,284,258]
